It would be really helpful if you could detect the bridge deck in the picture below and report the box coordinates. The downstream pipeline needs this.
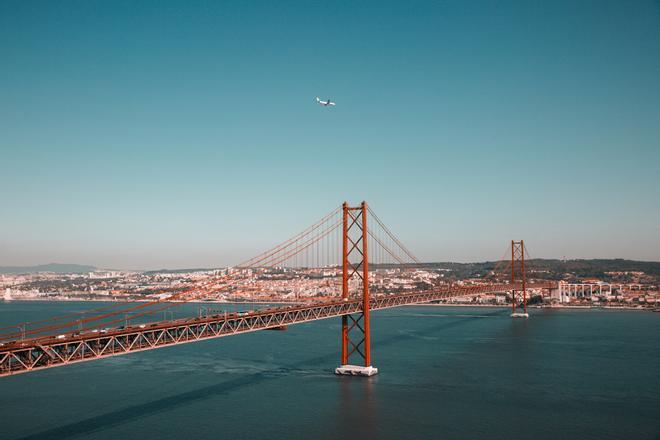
[0,282,554,377]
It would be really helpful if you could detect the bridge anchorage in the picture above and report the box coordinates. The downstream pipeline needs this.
[0,200,554,378]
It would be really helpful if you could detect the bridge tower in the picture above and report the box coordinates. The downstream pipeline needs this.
[335,201,378,376]
[510,240,529,318]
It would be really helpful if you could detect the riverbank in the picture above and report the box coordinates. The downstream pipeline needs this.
[415,303,655,311]
[1,297,303,305]
[2,298,655,312]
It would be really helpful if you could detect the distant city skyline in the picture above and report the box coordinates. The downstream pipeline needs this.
[1,1,659,269]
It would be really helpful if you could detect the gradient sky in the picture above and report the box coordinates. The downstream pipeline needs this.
[1,0,659,269]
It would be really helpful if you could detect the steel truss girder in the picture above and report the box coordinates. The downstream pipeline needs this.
[0,281,555,377]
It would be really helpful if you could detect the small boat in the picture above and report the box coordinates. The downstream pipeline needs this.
[267,325,288,331]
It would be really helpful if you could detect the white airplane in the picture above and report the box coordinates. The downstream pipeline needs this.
[316,97,336,106]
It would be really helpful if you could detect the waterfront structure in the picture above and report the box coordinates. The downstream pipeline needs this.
[554,281,647,303]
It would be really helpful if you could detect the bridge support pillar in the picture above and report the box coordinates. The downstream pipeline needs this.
[335,201,378,377]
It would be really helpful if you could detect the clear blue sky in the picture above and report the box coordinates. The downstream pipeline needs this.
[1,0,659,269]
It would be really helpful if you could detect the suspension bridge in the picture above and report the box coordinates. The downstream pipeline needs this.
[0,202,557,377]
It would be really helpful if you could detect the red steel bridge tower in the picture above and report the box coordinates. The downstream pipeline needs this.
[510,240,528,318]
[335,202,378,376]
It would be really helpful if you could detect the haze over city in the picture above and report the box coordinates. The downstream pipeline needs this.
[2,0,659,270]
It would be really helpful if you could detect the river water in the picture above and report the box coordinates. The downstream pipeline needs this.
[0,301,658,439]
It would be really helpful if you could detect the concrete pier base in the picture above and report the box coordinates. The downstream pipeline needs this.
[510,312,529,318]
[335,364,379,376]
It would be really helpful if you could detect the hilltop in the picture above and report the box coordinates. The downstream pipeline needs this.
[0,263,97,274]
[417,259,660,284]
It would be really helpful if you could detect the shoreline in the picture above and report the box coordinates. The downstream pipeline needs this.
[414,303,653,311]
[0,297,303,305]
[1,298,654,312]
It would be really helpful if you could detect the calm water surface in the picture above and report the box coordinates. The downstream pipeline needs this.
[0,301,658,440]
